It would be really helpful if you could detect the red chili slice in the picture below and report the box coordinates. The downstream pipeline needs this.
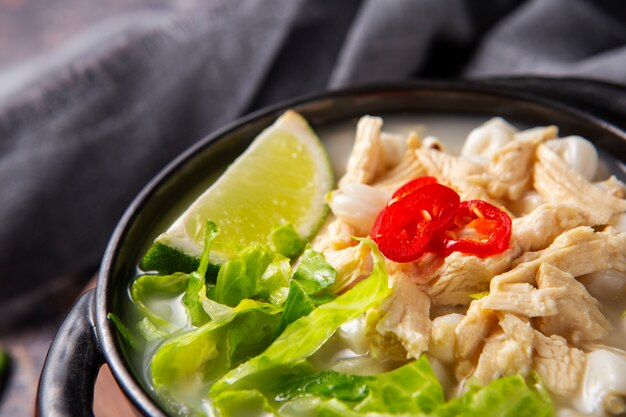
[389,176,438,204]
[371,183,460,263]
[440,200,512,257]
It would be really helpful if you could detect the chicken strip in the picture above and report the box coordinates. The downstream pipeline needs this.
[595,175,626,199]
[366,272,431,360]
[311,217,359,252]
[533,330,586,396]
[484,125,557,201]
[455,298,498,359]
[413,148,499,204]
[535,263,611,344]
[425,243,521,306]
[339,116,383,186]
[386,252,444,286]
[373,132,427,192]
[429,313,464,363]
[492,226,626,290]
[512,203,587,252]
[534,144,626,225]
[481,282,565,317]
[472,314,534,384]
[323,241,373,294]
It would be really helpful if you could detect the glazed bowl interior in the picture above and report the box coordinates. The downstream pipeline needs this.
[96,82,626,416]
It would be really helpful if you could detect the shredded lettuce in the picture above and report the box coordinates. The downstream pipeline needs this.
[182,220,218,326]
[276,280,316,336]
[274,370,370,403]
[258,255,292,304]
[292,246,336,294]
[130,272,189,328]
[210,238,389,396]
[213,357,552,417]
[214,389,277,417]
[108,312,141,350]
[276,246,337,334]
[269,223,305,259]
[136,317,169,341]
[272,356,442,414]
[213,244,292,307]
[437,374,552,417]
[129,221,218,331]
[151,299,282,392]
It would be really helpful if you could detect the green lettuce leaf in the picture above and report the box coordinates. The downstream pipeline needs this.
[182,272,210,327]
[214,389,278,417]
[107,313,141,350]
[130,272,189,328]
[275,280,316,336]
[292,245,336,294]
[131,221,218,330]
[182,220,218,326]
[273,356,443,415]
[210,354,552,417]
[210,238,389,396]
[276,246,337,335]
[306,373,552,417]
[268,223,305,259]
[136,317,169,341]
[274,370,370,403]
[257,254,292,305]
[437,374,552,417]
[213,244,292,307]
[151,299,282,392]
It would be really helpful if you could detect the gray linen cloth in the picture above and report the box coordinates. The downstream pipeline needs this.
[1,0,626,329]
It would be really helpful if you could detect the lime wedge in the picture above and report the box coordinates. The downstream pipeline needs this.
[141,111,335,274]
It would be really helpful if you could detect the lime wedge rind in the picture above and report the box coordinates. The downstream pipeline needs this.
[141,111,334,273]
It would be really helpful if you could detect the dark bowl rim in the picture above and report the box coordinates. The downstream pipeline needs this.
[96,79,626,416]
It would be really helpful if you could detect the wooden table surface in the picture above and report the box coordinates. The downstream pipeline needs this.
[0,277,135,417]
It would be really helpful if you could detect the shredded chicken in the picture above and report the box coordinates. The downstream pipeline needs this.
[339,116,383,186]
[385,252,443,285]
[535,263,611,344]
[366,272,431,360]
[472,314,534,384]
[508,190,544,217]
[379,131,408,171]
[429,313,464,363]
[322,115,626,406]
[483,126,557,201]
[512,203,587,252]
[311,218,359,252]
[413,148,500,204]
[534,145,626,225]
[533,331,586,396]
[424,243,521,306]
[595,175,626,199]
[481,282,564,317]
[455,298,498,359]
[374,132,427,192]
[323,241,372,294]
[491,226,626,290]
